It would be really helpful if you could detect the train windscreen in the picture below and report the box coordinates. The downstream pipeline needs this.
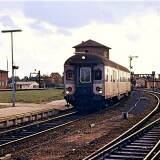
[94,69,102,80]
[80,67,91,83]
[66,69,74,81]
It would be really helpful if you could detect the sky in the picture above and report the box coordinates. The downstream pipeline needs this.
[0,1,160,78]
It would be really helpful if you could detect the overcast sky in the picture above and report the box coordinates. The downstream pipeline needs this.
[0,1,160,78]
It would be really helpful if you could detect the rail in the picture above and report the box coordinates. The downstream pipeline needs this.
[83,91,160,160]
[0,111,77,150]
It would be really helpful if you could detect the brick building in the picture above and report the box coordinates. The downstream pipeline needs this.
[145,80,160,89]
[0,70,8,89]
[133,74,160,89]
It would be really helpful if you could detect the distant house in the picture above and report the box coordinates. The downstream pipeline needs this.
[0,70,8,89]
[145,80,160,89]
[15,81,39,89]
[50,72,62,83]
[135,78,145,87]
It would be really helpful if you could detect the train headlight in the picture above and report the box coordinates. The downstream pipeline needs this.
[82,56,85,60]
[66,87,72,94]
[99,90,102,94]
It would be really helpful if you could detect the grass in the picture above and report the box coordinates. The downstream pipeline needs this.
[0,89,64,103]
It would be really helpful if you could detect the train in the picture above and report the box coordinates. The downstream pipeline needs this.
[64,40,131,112]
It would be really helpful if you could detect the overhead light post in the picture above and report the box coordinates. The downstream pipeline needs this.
[6,56,8,71]
[1,29,22,107]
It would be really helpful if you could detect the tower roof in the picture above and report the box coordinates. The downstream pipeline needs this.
[0,69,8,72]
[73,39,111,49]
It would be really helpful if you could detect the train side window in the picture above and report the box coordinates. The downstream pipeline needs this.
[80,67,91,83]
[105,75,108,82]
[66,69,74,81]
[113,70,116,82]
[94,69,102,80]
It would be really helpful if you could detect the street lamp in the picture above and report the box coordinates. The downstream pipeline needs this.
[6,56,8,71]
[1,29,22,107]
[128,55,138,72]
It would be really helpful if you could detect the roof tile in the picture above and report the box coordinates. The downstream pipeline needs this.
[73,39,111,49]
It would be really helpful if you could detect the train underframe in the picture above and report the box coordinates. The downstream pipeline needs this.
[65,93,122,112]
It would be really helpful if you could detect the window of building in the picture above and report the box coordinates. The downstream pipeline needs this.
[80,67,91,83]
[1,81,4,86]
[0,81,4,86]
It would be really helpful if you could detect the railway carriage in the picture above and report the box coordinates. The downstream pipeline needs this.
[64,40,131,112]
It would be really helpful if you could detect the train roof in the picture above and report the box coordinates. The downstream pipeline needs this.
[64,53,130,73]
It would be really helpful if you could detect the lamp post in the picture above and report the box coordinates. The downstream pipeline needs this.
[6,56,8,71]
[1,29,22,107]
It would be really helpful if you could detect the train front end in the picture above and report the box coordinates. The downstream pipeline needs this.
[64,53,105,112]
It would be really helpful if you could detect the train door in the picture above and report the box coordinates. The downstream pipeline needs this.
[75,64,93,95]
[74,64,93,110]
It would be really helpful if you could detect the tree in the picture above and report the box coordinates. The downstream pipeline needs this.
[50,72,62,84]
[21,76,29,81]
[41,74,54,88]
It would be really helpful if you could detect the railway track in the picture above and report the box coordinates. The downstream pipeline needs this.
[87,118,160,160]
[0,110,82,155]
[0,90,157,159]
[84,91,160,160]
[0,96,129,158]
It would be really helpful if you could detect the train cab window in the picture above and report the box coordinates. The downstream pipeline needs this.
[66,69,74,81]
[94,69,102,80]
[80,67,91,83]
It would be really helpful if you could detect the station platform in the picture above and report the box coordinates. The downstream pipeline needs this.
[0,100,67,118]
[0,100,69,128]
